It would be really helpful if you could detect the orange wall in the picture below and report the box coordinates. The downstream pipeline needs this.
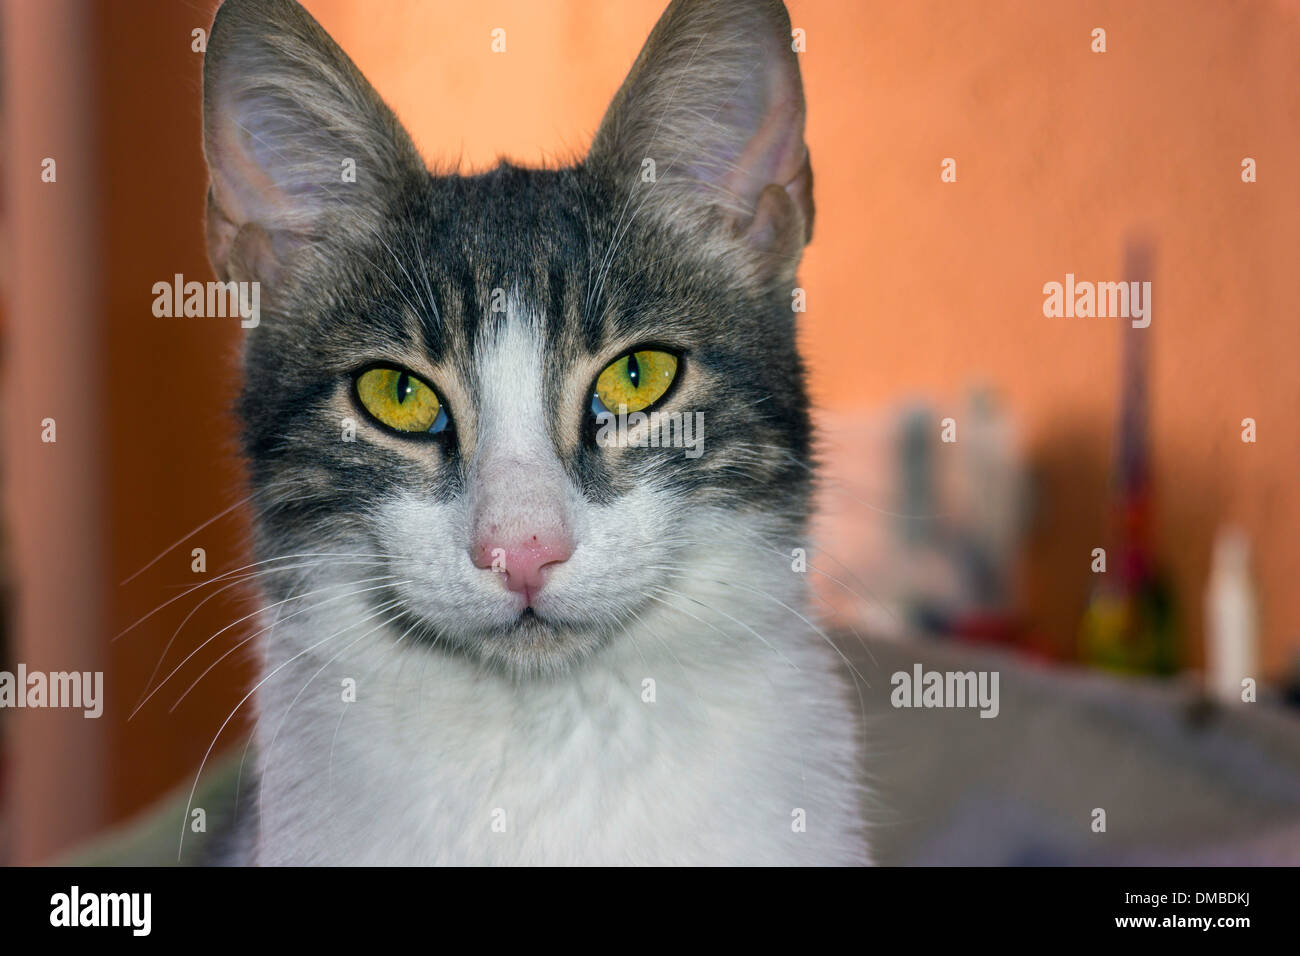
[3,0,107,864]
[302,0,1300,671]
[92,0,258,838]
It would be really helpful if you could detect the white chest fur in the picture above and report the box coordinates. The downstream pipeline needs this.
[252,577,869,866]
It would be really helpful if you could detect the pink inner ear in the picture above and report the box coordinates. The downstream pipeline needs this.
[204,187,237,282]
[204,119,277,280]
[204,94,323,282]
[207,95,299,237]
[729,93,803,189]
[712,23,811,243]
[723,71,812,245]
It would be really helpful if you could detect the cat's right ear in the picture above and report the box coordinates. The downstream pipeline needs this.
[202,0,426,284]
[587,0,813,285]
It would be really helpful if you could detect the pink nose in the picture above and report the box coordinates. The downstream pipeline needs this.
[471,535,573,602]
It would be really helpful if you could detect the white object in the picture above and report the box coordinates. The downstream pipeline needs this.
[1205,527,1259,704]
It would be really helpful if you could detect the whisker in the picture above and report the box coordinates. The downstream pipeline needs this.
[256,598,410,812]
[328,617,421,800]
[644,563,871,690]
[133,556,388,709]
[165,578,408,716]
[175,579,414,862]
[113,552,388,642]
[131,575,400,720]
[644,584,799,673]
[118,492,255,586]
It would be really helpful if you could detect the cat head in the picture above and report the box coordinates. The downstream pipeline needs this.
[203,0,816,676]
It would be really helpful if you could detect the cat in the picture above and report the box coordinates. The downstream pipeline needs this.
[202,0,869,865]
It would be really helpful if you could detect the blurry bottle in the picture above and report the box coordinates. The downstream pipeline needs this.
[1078,241,1178,675]
[1205,527,1258,704]
[1078,492,1178,675]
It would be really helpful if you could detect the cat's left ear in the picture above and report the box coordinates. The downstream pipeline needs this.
[202,0,427,285]
[587,0,812,283]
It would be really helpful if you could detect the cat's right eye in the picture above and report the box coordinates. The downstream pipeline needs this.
[354,366,449,435]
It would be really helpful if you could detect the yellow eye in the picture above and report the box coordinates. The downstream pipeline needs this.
[355,366,447,434]
[593,350,678,414]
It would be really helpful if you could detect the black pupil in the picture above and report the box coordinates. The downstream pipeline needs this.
[626,353,640,388]
[395,371,411,404]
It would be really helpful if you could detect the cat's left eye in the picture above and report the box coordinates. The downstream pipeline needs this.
[355,366,448,435]
[592,349,679,415]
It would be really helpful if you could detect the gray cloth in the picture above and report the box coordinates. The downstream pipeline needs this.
[840,635,1300,864]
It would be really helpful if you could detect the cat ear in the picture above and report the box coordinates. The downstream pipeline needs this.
[202,0,426,283]
[587,0,813,280]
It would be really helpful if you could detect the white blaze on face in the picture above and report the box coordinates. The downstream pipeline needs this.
[372,294,679,644]
[467,302,577,598]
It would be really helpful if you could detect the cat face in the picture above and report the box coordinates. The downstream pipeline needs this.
[203,0,816,676]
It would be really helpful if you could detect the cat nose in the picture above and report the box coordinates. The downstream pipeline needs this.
[471,535,573,601]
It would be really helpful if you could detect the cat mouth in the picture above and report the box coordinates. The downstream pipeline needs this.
[516,607,544,627]
[475,605,559,638]
[394,597,608,670]
[388,598,612,676]
[494,605,600,645]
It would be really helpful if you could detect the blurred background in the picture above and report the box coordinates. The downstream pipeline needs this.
[1,0,1297,864]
